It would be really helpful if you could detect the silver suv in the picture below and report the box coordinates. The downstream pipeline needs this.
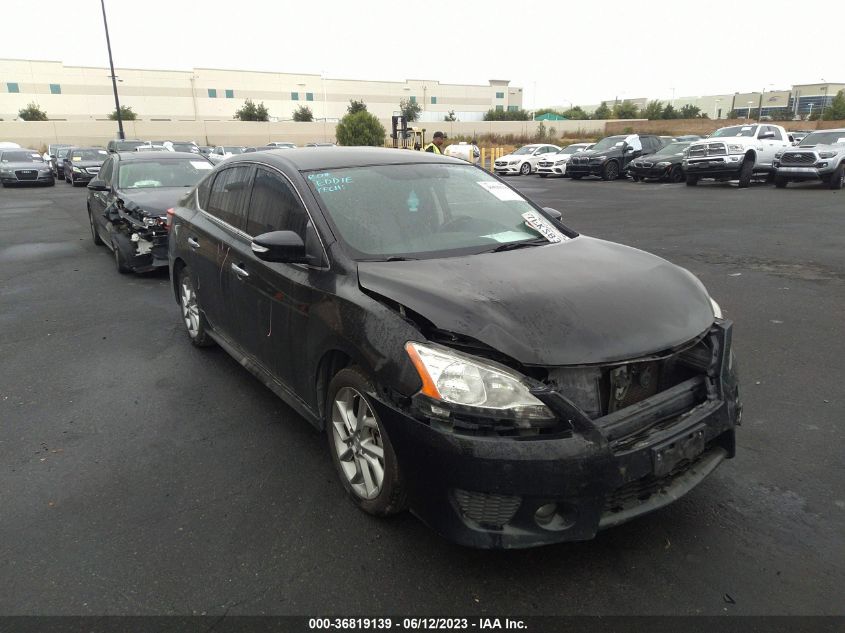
[773,128,845,190]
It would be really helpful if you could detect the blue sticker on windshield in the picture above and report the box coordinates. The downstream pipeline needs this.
[309,172,352,193]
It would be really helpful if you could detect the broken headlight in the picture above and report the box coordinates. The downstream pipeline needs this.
[405,342,554,425]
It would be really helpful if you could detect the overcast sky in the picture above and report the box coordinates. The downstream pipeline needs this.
[4,0,844,107]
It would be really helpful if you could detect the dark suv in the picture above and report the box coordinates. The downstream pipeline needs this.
[168,147,740,549]
[566,134,664,181]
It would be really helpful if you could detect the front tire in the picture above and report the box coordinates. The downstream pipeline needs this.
[113,239,132,274]
[570,174,583,179]
[601,161,619,181]
[519,162,531,176]
[669,165,685,183]
[738,158,754,188]
[829,162,844,190]
[326,367,406,516]
[775,176,788,189]
[538,173,547,178]
[88,206,104,245]
[177,265,214,347]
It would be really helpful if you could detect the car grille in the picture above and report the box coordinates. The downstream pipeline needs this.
[494,160,507,168]
[538,161,554,167]
[641,162,654,168]
[15,170,38,181]
[781,152,816,165]
[688,143,727,158]
[84,166,100,174]
[453,489,521,529]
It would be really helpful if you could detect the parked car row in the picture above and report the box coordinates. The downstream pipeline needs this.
[496,126,845,189]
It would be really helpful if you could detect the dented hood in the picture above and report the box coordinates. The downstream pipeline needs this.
[357,236,715,366]
[117,187,188,217]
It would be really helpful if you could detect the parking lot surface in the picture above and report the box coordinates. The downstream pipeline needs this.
[1,177,843,615]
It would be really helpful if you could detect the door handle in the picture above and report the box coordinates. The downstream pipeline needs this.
[187,237,200,249]
[231,263,249,278]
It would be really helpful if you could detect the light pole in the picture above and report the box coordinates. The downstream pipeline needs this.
[747,101,754,119]
[100,0,124,140]
[714,98,721,119]
[756,83,774,123]
[322,71,328,142]
[819,80,828,121]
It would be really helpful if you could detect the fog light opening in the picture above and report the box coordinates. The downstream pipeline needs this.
[534,503,575,531]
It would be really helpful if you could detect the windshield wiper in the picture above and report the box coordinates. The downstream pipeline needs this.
[358,256,419,262]
[488,238,548,253]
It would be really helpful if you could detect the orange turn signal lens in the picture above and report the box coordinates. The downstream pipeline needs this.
[405,342,442,400]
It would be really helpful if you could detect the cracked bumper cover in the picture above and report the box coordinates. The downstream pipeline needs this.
[374,321,740,549]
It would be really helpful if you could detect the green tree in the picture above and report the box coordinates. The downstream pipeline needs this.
[483,108,531,121]
[727,109,740,119]
[399,97,422,122]
[336,110,386,146]
[534,122,548,141]
[347,99,367,114]
[662,104,679,119]
[444,109,456,122]
[292,105,314,122]
[822,90,845,120]
[18,102,48,121]
[641,100,664,120]
[534,107,563,118]
[109,105,137,121]
[680,104,702,119]
[233,99,270,121]
[612,100,639,119]
[592,101,612,119]
[561,105,589,120]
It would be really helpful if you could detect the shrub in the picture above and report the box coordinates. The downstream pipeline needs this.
[233,99,269,121]
[292,105,314,122]
[483,108,531,121]
[347,99,367,114]
[109,105,137,121]
[399,98,422,122]
[18,102,48,121]
[336,110,386,146]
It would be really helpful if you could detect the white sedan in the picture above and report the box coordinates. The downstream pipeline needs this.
[208,146,247,165]
[493,143,561,176]
[536,143,595,177]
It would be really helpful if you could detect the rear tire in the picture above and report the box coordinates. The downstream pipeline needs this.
[829,162,844,190]
[774,177,788,189]
[326,367,406,516]
[176,265,214,347]
[686,174,699,186]
[737,158,754,188]
[601,161,620,181]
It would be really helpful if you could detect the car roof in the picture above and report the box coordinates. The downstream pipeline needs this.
[227,146,463,171]
[114,151,208,162]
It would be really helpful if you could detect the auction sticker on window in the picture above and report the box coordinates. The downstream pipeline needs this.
[522,211,568,243]
[477,181,523,201]
[190,161,213,170]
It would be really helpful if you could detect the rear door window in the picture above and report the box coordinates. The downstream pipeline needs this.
[205,165,254,232]
[99,157,114,184]
[245,167,309,237]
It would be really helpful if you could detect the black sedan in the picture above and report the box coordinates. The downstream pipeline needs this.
[0,148,55,186]
[87,151,213,273]
[628,142,692,183]
[63,147,109,186]
[168,147,741,548]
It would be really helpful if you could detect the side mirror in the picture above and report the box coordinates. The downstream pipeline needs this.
[87,179,109,191]
[542,207,562,221]
[251,230,307,264]
[626,147,636,154]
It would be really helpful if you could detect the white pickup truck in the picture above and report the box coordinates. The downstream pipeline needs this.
[682,123,791,188]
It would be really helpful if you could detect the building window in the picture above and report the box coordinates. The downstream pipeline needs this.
[431,96,437,104]
[495,91,504,99]
[225,89,234,99]
[507,105,518,112]
[208,88,217,98]
[50,84,61,95]
[495,105,504,112]
[7,82,20,93]
[291,92,299,101]
[409,96,416,104]
[306,93,314,101]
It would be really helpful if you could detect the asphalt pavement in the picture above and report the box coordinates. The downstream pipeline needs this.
[0,174,843,616]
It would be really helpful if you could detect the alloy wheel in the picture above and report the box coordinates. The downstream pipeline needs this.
[180,278,200,338]
[331,386,385,500]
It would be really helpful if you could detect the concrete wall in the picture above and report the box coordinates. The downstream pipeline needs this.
[0,118,617,150]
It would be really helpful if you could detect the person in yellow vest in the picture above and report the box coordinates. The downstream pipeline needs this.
[424,131,446,154]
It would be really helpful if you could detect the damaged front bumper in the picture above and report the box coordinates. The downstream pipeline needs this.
[108,203,170,272]
[375,321,740,548]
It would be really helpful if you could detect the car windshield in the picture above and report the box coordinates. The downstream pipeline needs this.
[223,147,245,154]
[513,146,539,155]
[76,149,108,161]
[56,148,70,158]
[114,141,146,151]
[559,145,585,155]
[798,131,845,146]
[1,151,43,163]
[590,136,627,151]
[711,125,759,138]
[307,164,567,259]
[654,142,691,156]
[118,158,213,188]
